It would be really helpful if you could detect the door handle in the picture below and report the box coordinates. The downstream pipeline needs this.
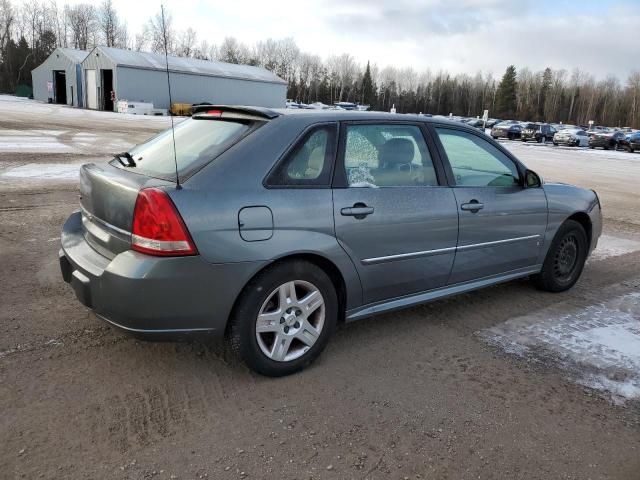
[341,203,374,219]
[460,200,484,212]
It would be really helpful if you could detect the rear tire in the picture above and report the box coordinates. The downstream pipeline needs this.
[229,260,338,377]
[530,220,588,293]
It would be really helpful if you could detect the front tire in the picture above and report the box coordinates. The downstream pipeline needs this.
[229,260,338,376]
[530,220,588,292]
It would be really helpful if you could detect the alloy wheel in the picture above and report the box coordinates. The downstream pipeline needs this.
[255,280,325,362]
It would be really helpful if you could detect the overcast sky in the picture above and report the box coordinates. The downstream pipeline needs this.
[25,0,640,80]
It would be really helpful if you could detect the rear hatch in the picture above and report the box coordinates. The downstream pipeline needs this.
[79,162,165,259]
[78,107,272,259]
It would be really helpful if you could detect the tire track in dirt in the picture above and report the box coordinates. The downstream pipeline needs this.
[57,341,259,455]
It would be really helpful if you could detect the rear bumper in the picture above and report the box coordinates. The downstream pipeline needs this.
[60,211,265,336]
[554,137,577,145]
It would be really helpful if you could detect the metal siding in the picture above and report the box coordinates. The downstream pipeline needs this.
[81,48,118,110]
[115,67,286,109]
[30,48,86,106]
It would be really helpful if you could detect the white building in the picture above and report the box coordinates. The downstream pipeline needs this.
[80,46,287,111]
[31,48,88,107]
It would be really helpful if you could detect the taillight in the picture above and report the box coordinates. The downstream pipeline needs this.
[131,188,197,256]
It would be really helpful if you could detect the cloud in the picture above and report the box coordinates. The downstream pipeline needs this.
[319,0,640,79]
[40,0,640,80]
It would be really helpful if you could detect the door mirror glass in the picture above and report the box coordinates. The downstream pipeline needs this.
[525,169,542,188]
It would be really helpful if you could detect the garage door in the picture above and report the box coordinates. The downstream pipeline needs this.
[85,70,97,110]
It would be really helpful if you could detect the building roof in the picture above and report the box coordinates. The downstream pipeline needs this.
[31,48,88,73]
[59,48,89,63]
[90,46,287,85]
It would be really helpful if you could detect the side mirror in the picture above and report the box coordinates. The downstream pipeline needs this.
[525,169,542,188]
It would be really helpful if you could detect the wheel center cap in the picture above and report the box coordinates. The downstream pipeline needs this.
[283,311,297,326]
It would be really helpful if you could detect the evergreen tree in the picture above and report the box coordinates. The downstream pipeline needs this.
[495,65,518,118]
[539,67,552,120]
[360,61,376,108]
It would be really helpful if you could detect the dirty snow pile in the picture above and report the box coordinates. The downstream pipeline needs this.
[590,235,640,261]
[479,291,640,403]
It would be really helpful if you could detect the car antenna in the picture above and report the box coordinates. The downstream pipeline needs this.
[161,4,180,190]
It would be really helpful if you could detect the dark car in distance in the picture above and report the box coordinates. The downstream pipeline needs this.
[521,123,557,143]
[619,132,640,152]
[59,106,602,376]
[588,131,626,150]
[491,121,522,140]
[464,118,485,130]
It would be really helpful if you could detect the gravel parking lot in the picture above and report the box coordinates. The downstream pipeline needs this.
[1,96,639,479]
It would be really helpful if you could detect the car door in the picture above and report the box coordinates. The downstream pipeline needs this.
[431,126,548,284]
[332,122,459,305]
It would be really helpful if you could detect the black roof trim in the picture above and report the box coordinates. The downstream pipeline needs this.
[191,104,280,119]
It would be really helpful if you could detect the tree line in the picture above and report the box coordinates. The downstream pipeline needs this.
[1,0,639,128]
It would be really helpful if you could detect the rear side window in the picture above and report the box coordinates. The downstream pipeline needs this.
[121,118,253,181]
[342,124,438,187]
[266,124,337,187]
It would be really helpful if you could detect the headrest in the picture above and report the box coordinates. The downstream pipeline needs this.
[379,138,415,169]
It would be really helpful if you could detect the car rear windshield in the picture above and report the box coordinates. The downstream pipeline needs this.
[115,117,254,181]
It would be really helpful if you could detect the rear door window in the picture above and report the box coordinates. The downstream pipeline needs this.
[119,118,254,181]
[342,124,438,187]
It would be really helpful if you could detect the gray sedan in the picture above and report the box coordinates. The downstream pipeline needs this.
[60,106,602,376]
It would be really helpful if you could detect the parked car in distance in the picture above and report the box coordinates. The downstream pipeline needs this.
[588,131,626,150]
[619,132,640,152]
[521,123,557,143]
[553,128,589,147]
[59,106,602,376]
[587,126,609,136]
[552,124,577,131]
[491,121,523,140]
[465,118,485,129]
[485,118,501,128]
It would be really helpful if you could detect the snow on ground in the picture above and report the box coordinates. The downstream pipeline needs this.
[500,138,640,162]
[0,94,176,124]
[479,291,640,403]
[0,130,133,153]
[591,234,640,261]
[0,162,83,180]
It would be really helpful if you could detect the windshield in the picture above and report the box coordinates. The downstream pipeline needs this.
[119,118,254,181]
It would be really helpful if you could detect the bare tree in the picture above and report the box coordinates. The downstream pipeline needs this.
[66,3,95,50]
[0,0,14,59]
[176,27,197,57]
[98,0,123,47]
[218,36,252,64]
[143,9,175,54]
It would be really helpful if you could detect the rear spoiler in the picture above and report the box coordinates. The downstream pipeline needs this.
[191,104,280,120]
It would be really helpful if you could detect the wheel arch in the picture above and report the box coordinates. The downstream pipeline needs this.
[566,211,592,250]
[225,253,349,336]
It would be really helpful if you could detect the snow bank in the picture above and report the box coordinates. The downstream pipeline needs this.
[591,235,640,260]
